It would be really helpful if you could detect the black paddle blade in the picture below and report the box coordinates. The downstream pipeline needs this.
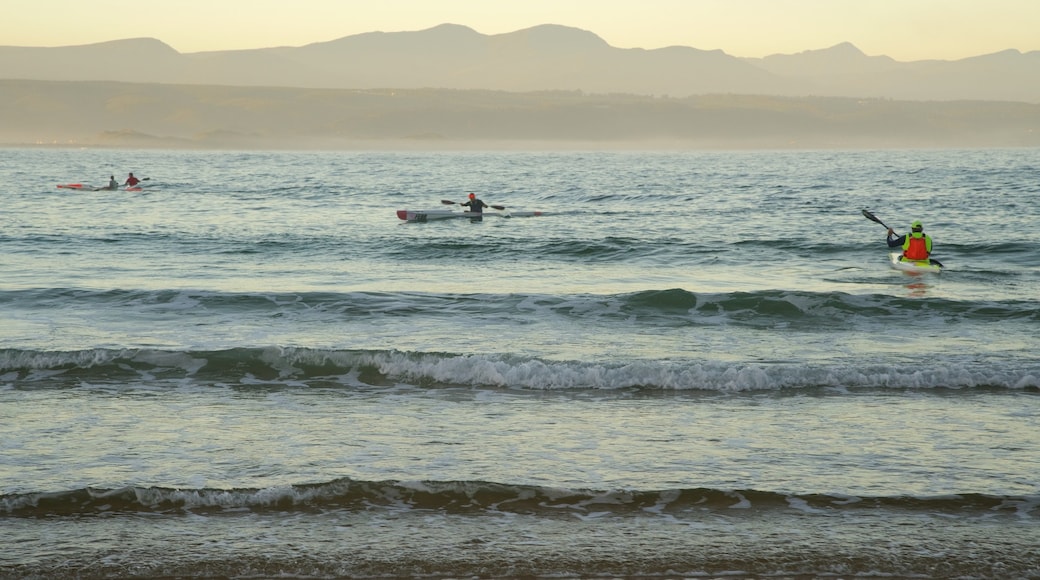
[861,209,888,228]
[441,199,457,205]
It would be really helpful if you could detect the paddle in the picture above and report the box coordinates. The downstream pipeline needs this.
[862,209,944,268]
[441,199,506,211]
[861,209,890,230]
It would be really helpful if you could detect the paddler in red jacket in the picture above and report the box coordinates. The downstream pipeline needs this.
[123,172,140,187]
[887,220,933,261]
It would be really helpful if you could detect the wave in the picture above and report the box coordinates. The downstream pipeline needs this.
[2,346,1037,391]
[7,226,1039,269]
[4,478,1036,519]
[3,287,1038,326]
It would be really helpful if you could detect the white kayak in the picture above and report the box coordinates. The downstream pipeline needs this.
[890,252,943,274]
[397,209,544,222]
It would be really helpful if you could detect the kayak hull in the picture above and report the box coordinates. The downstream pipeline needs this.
[889,253,942,274]
[397,209,476,222]
[57,183,141,191]
[397,209,544,222]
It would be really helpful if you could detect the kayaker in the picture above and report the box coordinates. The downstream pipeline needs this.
[123,172,140,187]
[460,192,488,214]
[887,220,932,261]
[105,176,118,190]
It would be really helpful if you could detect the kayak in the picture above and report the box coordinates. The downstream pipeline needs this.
[397,209,544,222]
[890,252,943,274]
[56,183,139,191]
[397,209,461,221]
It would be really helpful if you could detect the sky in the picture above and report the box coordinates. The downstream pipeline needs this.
[4,0,1039,61]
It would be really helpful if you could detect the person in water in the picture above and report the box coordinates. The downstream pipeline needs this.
[887,220,933,261]
[123,172,140,187]
[460,192,488,214]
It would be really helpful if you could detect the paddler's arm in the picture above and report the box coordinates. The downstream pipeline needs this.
[885,229,905,248]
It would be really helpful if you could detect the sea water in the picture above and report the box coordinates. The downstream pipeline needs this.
[1,147,1038,578]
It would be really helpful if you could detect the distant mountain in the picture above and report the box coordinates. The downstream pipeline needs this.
[0,38,185,84]
[747,42,903,78]
[1,24,1038,102]
[745,43,1040,102]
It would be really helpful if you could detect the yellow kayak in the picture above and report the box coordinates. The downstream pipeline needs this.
[890,253,943,274]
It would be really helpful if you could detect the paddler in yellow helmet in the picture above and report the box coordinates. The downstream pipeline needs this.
[887,220,932,261]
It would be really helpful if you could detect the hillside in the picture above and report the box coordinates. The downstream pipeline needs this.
[3,80,1038,149]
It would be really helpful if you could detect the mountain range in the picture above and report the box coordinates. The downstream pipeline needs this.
[2,23,1039,103]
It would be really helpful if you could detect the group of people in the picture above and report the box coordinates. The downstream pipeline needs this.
[90,173,946,264]
[97,172,141,190]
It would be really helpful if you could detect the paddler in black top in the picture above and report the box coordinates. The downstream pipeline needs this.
[460,192,488,214]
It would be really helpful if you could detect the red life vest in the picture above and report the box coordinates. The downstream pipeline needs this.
[902,233,931,260]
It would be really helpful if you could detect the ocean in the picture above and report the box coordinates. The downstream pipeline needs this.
[1,146,1038,579]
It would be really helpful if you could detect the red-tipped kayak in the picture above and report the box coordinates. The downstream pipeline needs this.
[57,183,143,191]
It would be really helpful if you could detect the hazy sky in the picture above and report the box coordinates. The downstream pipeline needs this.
[4,0,1039,61]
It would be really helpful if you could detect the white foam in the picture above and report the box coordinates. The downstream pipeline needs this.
[370,350,1039,392]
